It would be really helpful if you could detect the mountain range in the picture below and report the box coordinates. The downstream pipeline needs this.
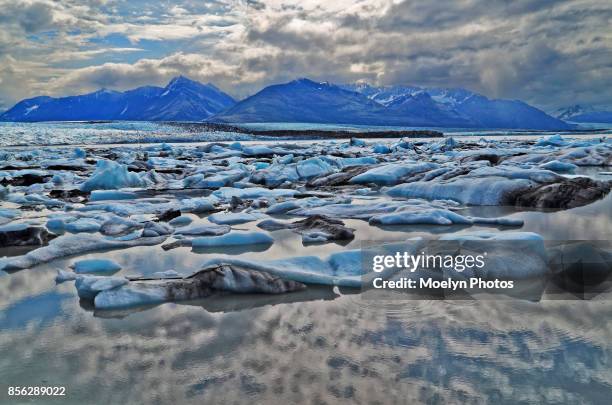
[0,76,235,122]
[214,79,569,129]
[1,76,574,129]
[554,104,612,124]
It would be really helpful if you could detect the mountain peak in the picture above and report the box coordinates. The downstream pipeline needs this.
[166,75,202,89]
[292,78,332,87]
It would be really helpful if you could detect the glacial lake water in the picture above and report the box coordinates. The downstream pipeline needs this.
[0,124,611,403]
[1,120,611,147]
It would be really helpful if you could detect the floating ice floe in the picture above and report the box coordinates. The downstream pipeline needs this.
[369,207,523,226]
[64,218,101,233]
[173,223,231,236]
[212,187,296,200]
[90,190,139,201]
[191,231,274,247]
[350,162,439,185]
[168,215,193,226]
[387,177,528,205]
[71,258,122,274]
[0,233,167,271]
[265,196,351,214]
[208,211,266,225]
[75,275,129,299]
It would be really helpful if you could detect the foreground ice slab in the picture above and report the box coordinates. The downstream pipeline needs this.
[91,265,306,309]
[201,250,364,287]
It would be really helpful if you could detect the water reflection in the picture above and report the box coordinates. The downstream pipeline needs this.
[1,272,611,403]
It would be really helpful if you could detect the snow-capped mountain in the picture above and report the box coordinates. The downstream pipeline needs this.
[0,76,235,122]
[214,79,569,129]
[341,83,422,106]
[213,78,388,125]
[555,105,612,123]
[2,76,570,129]
[554,105,594,121]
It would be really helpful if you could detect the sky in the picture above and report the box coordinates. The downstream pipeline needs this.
[0,0,610,112]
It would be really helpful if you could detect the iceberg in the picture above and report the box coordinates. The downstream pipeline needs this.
[295,157,335,179]
[80,160,146,192]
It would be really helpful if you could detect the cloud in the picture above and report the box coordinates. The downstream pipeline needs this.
[0,1,55,33]
[46,52,259,96]
[0,0,610,111]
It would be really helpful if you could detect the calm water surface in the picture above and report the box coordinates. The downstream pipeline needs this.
[1,189,611,404]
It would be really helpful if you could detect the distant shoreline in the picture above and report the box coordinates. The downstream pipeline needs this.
[166,122,445,139]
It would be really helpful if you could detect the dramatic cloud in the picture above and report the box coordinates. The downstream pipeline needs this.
[0,0,610,111]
